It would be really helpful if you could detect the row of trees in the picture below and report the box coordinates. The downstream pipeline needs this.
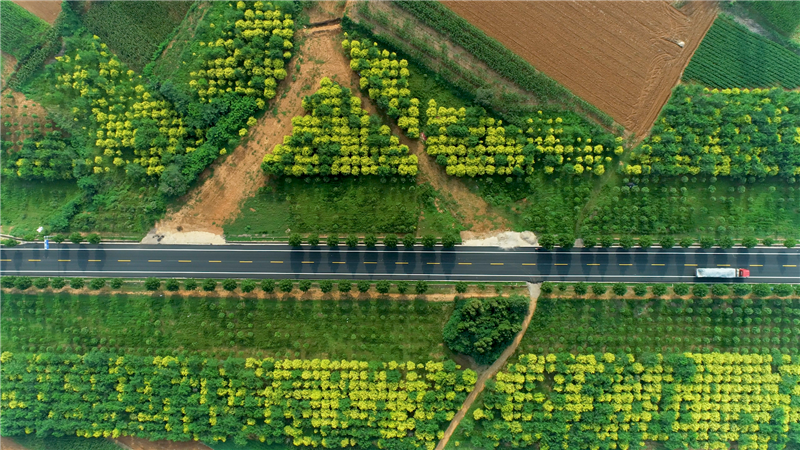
[537,234,798,250]
[540,281,799,298]
[262,78,418,177]
[628,85,800,179]
[288,232,460,248]
[0,351,475,447]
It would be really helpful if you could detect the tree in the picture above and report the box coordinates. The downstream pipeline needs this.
[279,279,294,293]
[540,282,554,294]
[592,283,607,295]
[357,280,370,293]
[659,236,675,249]
[319,279,333,293]
[455,281,468,293]
[396,280,409,294]
[619,236,634,249]
[652,284,667,297]
[203,279,217,291]
[51,278,66,289]
[364,234,377,249]
[612,283,628,296]
[442,234,458,249]
[679,237,694,248]
[70,278,85,289]
[692,284,709,298]
[403,234,416,249]
[422,234,437,248]
[574,282,588,295]
[52,234,65,244]
[752,283,772,297]
[773,284,793,297]
[299,280,312,292]
[346,234,359,248]
[69,232,83,244]
[241,279,256,293]
[600,235,615,248]
[338,280,352,293]
[289,233,302,247]
[14,276,32,290]
[376,280,391,293]
[582,236,597,248]
[732,283,751,296]
[741,236,758,248]
[327,234,339,248]
[784,238,797,248]
[711,284,729,296]
[638,236,652,249]
[260,279,275,293]
[163,279,179,291]
[699,236,715,249]
[145,278,162,291]
[1,238,19,247]
[384,234,398,249]
[307,234,319,246]
[223,279,238,291]
[86,233,101,244]
[415,280,429,294]
[718,236,734,249]
[633,283,648,296]
[110,278,124,289]
[673,283,689,296]
[558,235,574,249]
[539,234,556,250]
[762,237,775,247]
[34,277,50,289]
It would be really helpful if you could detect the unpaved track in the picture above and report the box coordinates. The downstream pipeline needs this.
[441,1,717,137]
[435,282,540,450]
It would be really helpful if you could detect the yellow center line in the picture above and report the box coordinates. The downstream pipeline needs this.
[118,260,130,262]
[178,260,191,263]
[270,261,283,264]
[586,263,600,266]
[491,263,504,266]
[364,262,377,264]
[652,264,665,266]
[554,263,568,266]
[0,259,10,262]
[684,264,697,266]
[750,264,763,267]
[427,262,439,265]
[396,262,408,265]
[458,262,472,265]
[302,261,314,264]
[784,265,797,267]
[332,261,345,264]
[240,261,252,263]
[209,260,222,263]
[619,263,632,266]
[28,259,41,262]
[148,260,161,263]
[522,263,536,266]
[88,259,101,262]
[717,264,730,267]
[58,259,71,262]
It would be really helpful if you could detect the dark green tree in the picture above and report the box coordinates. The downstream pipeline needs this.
[415,280,429,294]
[223,279,238,291]
[346,234,359,248]
[659,236,675,249]
[145,278,162,291]
[203,279,217,291]
[421,234,437,248]
[261,279,275,293]
[307,234,320,246]
[364,234,377,249]
[455,281,468,293]
[357,280,371,293]
[299,280,312,292]
[384,234,398,249]
[288,233,302,247]
[319,279,333,293]
[376,280,391,294]
[403,235,416,249]
[279,279,294,293]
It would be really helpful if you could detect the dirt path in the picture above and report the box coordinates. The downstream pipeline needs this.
[0,437,29,450]
[114,437,210,450]
[435,282,540,450]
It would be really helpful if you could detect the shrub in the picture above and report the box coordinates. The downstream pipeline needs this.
[619,236,634,249]
[752,283,772,297]
[558,235,574,249]
[202,279,217,292]
[288,233,302,247]
[741,236,758,248]
[299,280,312,292]
[612,283,628,296]
[1,238,19,247]
[86,233,101,244]
[396,280,409,294]
[711,284,729,296]
[652,284,667,297]
[51,234,65,243]
[699,236,715,248]
[279,279,294,293]
[638,236,653,249]
[69,232,83,244]
[415,280,429,294]
[222,279,238,292]
[574,282,588,295]
[540,282,554,294]
[51,278,66,289]
[376,280,391,294]
[600,235,615,248]
[421,234,437,248]
[240,279,256,293]
[762,237,775,247]
[33,277,50,289]
[307,234,319,246]
[110,278,124,289]
[384,234,398,249]
[163,279,179,291]
[14,276,32,290]
[327,235,339,248]
[364,234,377,249]
[338,280,352,293]
[692,284,709,298]
[718,236,734,249]
[732,284,752,296]
[443,295,529,365]
[442,234,458,249]
[774,284,794,297]
[70,278,85,289]
[592,284,607,295]
[145,278,162,291]
[184,279,197,291]
[539,234,556,250]
[581,236,597,248]
[1,276,17,288]
[346,235,359,248]
[319,279,333,293]
[784,238,798,248]
[403,235,416,249]
[673,283,689,296]
[679,237,694,248]
[261,279,275,293]
[633,283,648,296]
[89,278,106,290]
[357,280,371,293]
[659,236,675,249]
[455,281,468,293]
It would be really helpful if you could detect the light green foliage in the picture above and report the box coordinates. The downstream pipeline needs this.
[262,78,418,177]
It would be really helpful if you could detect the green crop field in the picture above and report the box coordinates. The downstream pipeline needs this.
[0,2,50,60]
[742,1,800,37]
[683,15,800,89]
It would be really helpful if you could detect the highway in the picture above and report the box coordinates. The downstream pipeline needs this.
[1,243,799,283]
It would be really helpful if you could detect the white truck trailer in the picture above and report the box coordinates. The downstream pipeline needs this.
[696,268,750,278]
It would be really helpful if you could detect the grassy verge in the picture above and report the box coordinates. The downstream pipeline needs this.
[0,178,81,236]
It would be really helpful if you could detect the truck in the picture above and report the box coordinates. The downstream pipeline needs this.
[696,268,750,278]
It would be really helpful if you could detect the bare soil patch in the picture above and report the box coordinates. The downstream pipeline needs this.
[114,437,210,450]
[13,0,61,24]
[0,437,30,450]
[1,52,17,89]
[441,1,718,137]
[307,0,345,24]
[1,90,57,154]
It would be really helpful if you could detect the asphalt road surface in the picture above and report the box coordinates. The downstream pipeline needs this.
[1,243,799,283]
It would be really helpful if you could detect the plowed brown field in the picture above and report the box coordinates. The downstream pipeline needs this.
[12,1,61,24]
[441,1,717,137]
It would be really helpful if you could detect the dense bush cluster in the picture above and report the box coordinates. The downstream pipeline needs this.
[1,352,475,448]
[342,38,420,138]
[262,78,419,177]
[443,295,529,365]
[627,85,800,180]
[466,352,797,450]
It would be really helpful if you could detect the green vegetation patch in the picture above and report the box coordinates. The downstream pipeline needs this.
[1,291,454,362]
[0,178,81,236]
[519,297,800,356]
[0,2,50,60]
[741,1,800,36]
[78,0,193,71]
[683,15,800,89]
